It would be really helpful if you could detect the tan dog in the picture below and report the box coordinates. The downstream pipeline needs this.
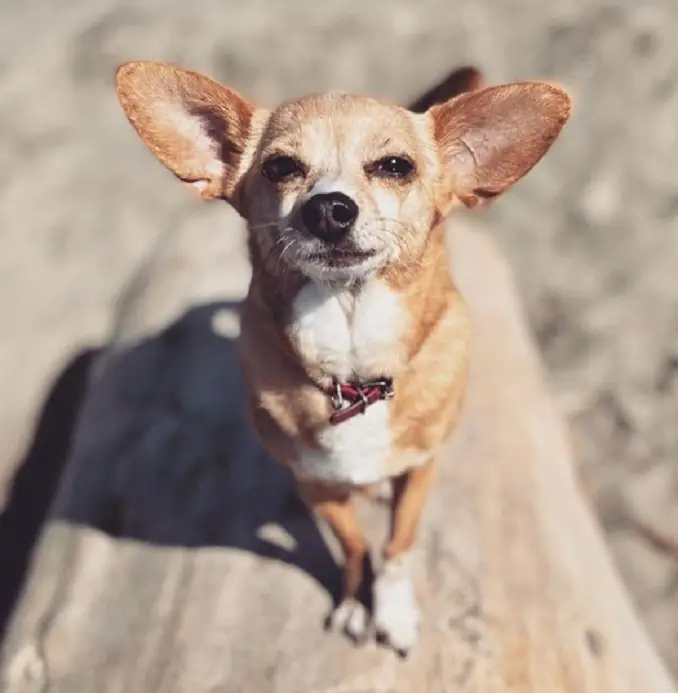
[115,61,570,655]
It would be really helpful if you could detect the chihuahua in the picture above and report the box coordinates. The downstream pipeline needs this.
[115,61,570,655]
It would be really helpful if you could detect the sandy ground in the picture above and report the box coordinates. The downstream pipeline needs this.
[1,0,676,678]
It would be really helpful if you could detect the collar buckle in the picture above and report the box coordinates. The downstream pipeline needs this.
[327,377,394,425]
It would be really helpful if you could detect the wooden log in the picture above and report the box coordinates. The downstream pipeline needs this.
[1,216,675,693]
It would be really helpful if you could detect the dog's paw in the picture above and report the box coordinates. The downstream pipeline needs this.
[373,555,420,657]
[326,598,370,644]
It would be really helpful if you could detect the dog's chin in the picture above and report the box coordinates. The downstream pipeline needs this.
[296,247,389,284]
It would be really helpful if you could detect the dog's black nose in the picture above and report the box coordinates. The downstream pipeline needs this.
[301,192,359,243]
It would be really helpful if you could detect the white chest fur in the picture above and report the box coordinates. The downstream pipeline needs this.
[289,279,404,381]
[288,279,406,485]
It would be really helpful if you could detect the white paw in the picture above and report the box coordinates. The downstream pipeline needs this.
[373,554,421,656]
[328,598,370,643]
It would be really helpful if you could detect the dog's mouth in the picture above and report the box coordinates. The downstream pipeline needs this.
[308,247,378,268]
[274,221,391,280]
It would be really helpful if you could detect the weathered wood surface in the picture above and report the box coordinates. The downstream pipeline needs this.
[1,219,675,693]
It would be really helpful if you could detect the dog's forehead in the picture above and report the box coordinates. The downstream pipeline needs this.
[262,92,423,153]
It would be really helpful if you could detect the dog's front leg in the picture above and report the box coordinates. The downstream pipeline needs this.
[298,480,371,644]
[374,458,437,656]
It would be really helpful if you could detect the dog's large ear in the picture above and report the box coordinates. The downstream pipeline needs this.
[408,66,483,113]
[430,82,571,210]
[115,61,262,208]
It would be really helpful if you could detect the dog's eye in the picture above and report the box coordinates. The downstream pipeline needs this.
[262,155,305,183]
[367,156,416,180]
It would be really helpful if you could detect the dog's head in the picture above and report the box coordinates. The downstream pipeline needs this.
[116,62,570,284]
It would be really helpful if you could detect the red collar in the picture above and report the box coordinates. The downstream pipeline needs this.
[323,377,394,425]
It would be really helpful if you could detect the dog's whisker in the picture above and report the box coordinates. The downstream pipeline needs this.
[248,221,279,232]
[281,239,295,260]
[249,216,296,233]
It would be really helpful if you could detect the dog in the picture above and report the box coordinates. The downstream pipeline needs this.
[115,60,571,656]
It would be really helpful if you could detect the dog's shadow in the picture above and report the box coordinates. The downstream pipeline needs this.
[1,302,343,637]
[0,347,99,637]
